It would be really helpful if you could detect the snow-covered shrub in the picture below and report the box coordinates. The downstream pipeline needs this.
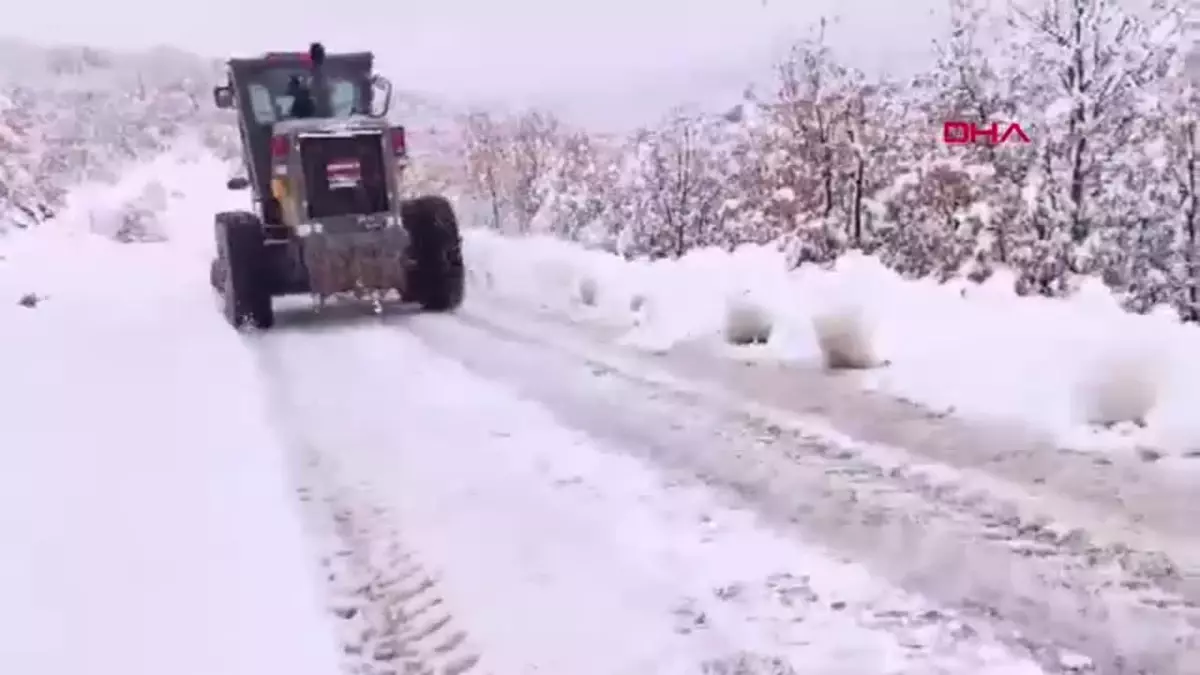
[0,39,223,232]
[112,205,164,243]
[723,295,772,345]
[811,305,880,370]
[89,180,169,243]
[1074,350,1161,427]
[1068,280,1165,427]
[577,275,598,306]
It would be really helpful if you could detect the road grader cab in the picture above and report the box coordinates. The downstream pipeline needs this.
[208,42,464,329]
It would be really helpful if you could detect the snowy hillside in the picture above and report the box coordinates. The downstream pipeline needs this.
[452,0,1200,322]
[0,37,474,231]
[0,39,228,230]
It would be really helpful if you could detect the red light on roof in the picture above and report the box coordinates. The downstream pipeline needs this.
[265,52,311,63]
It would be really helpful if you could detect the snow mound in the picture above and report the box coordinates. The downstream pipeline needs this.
[723,294,773,345]
[802,252,886,370]
[465,228,643,318]
[1068,280,1168,428]
[812,306,878,370]
[1074,350,1160,427]
[464,228,1200,454]
[577,274,598,306]
[115,181,169,243]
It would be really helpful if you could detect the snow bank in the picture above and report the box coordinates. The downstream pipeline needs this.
[0,149,342,675]
[464,229,1200,453]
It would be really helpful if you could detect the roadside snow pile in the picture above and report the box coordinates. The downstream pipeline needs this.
[464,229,1200,454]
[468,230,645,319]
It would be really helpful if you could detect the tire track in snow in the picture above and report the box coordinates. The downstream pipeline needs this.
[248,319,1052,675]
[396,304,1200,675]
[295,453,481,675]
[253,337,483,675]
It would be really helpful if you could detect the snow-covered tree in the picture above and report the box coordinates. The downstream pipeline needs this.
[0,40,223,232]
[531,129,621,244]
[619,109,732,258]
[507,109,561,233]
[1003,0,1188,292]
[440,0,1200,319]
[459,109,512,231]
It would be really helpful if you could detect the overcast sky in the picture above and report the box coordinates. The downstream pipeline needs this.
[3,0,948,123]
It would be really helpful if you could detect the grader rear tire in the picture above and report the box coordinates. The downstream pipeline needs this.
[215,211,275,329]
[401,195,465,312]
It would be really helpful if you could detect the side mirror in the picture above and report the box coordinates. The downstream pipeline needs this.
[213,86,235,109]
[226,176,249,190]
[368,75,392,118]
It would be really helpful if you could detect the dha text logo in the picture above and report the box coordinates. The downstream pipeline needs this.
[942,121,1030,145]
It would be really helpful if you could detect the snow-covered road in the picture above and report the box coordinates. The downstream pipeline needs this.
[255,317,1049,674]
[3,152,1199,675]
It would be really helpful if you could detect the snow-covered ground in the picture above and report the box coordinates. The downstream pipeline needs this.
[266,323,1055,675]
[464,229,1200,459]
[0,150,342,674]
[0,149,1071,674]
[8,148,1200,674]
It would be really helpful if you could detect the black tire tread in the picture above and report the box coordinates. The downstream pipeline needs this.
[401,195,465,312]
[215,210,275,329]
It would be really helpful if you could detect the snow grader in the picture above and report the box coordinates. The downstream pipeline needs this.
[208,42,464,329]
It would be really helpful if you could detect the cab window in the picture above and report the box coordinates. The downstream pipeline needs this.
[244,69,363,124]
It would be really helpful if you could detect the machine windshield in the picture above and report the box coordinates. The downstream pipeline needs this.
[244,68,362,124]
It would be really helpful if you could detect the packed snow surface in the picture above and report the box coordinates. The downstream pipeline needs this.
[0,150,1060,673]
[266,324,1048,674]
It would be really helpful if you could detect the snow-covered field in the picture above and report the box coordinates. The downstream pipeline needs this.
[6,149,1200,674]
[464,229,1200,460]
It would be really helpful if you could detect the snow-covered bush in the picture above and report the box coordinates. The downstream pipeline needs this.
[113,203,164,243]
[0,39,222,232]
[89,180,169,243]
[723,295,773,345]
[1073,350,1161,427]
[811,305,880,370]
[1067,284,1169,427]
[577,275,598,306]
